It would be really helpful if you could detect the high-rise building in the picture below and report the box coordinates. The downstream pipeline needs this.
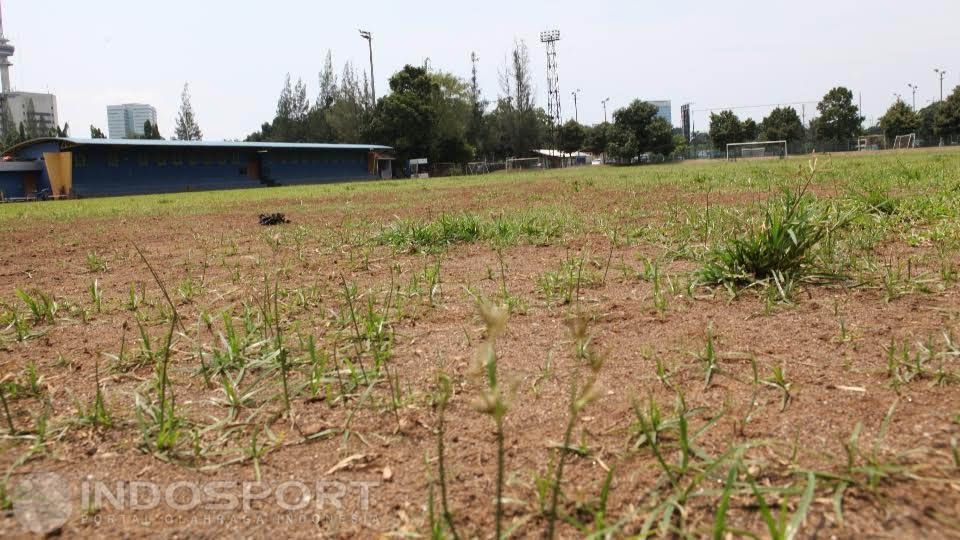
[649,100,673,125]
[1,92,58,133]
[107,104,158,139]
[0,0,60,139]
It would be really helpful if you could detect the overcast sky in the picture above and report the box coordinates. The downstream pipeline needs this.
[4,0,958,140]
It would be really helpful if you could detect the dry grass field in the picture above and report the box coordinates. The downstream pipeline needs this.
[2,149,960,538]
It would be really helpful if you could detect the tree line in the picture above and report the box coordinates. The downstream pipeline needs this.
[706,85,960,152]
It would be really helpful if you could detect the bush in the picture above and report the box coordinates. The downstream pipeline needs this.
[700,188,828,291]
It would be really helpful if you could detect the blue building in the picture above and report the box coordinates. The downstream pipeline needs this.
[649,100,672,126]
[0,138,394,199]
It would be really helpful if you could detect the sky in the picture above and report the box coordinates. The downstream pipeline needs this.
[3,0,959,140]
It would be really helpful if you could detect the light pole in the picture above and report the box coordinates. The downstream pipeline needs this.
[935,68,946,102]
[907,83,918,110]
[601,98,610,123]
[571,89,581,123]
[359,30,375,105]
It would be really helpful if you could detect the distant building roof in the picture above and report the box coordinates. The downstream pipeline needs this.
[534,149,593,158]
[4,137,392,156]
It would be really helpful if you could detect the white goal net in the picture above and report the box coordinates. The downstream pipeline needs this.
[892,133,916,150]
[726,141,787,161]
[858,135,886,151]
[505,157,542,171]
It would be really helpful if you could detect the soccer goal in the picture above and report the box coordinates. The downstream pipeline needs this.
[857,135,886,151]
[506,157,542,171]
[726,141,787,161]
[892,133,916,150]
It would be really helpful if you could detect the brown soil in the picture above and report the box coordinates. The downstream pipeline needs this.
[1,173,959,539]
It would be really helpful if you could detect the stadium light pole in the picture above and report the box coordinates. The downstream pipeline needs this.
[907,84,918,110]
[935,68,946,102]
[571,89,581,123]
[601,98,610,123]
[359,30,375,106]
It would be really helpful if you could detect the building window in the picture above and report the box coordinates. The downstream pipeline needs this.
[107,151,119,168]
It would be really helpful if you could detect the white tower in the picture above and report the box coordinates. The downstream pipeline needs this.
[0,0,14,94]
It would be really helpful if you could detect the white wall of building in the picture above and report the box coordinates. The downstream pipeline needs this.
[106,103,158,138]
[0,92,58,135]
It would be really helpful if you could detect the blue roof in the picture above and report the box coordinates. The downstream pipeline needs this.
[4,137,392,155]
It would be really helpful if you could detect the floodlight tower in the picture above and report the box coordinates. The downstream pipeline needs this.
[907,83,918,110]
[601,98,610,123]
[540,30,562,134]
[935,68,946,102]
[571,89,581,123]
[359,30,375,105]
[0,0,15,94]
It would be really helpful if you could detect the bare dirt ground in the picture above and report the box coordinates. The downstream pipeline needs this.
[1,160,959,538]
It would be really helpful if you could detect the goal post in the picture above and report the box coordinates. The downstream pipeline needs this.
[857,135,886,151]
[505,157,542,171]
[726,140,788,161]
[892,133,916,150]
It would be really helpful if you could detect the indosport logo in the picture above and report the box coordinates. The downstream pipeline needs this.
[11,472,73,534]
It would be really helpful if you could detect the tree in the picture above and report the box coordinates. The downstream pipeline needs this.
[492,40,544,157]
[24,99,40,139]
[815,87,863,146]
[142,120,163,140]
[317,51,337,110]
[583,122,613,155]
[371,65,438,163]
[742,118,759,141]
[558,120,586,155]
[646,117,676,156]
[917,102,941,144]
[709,110,743,150]
[174,83,203,140]
[934,85,960,142]
[0,97,17,145]
[90,125,107,139]
[760,107,805,143]
[428,71,474,164]
[605,128,639,163]
[467,52,489,159]
[879,100,920,141]
[609,100,675,158]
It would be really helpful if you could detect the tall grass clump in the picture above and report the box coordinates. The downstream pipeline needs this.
[700,160,836,296]
[471,301,511,539]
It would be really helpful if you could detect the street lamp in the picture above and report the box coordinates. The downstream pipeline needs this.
[571,89,581,123]
[601,98,610,123]
[907,83,918,110]
[359,30,375,105]
[935,68,946,102]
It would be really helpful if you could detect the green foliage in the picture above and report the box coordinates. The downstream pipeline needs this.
[815,87,864,145]
[377,211,569,253]
[609,100,676,159]
[141,120,163,140]
[16,289,58,325]
[879,100,921,141]
[934,85,960,140]
[700,180,829,293]
[558,120,586,154]
[583,122,613,155]
[761,107,805,143]
[709,110,744,150]
[372,65,442,163]
[89,125,107,139]
[742,118,759,141]
[174,82,203,141]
